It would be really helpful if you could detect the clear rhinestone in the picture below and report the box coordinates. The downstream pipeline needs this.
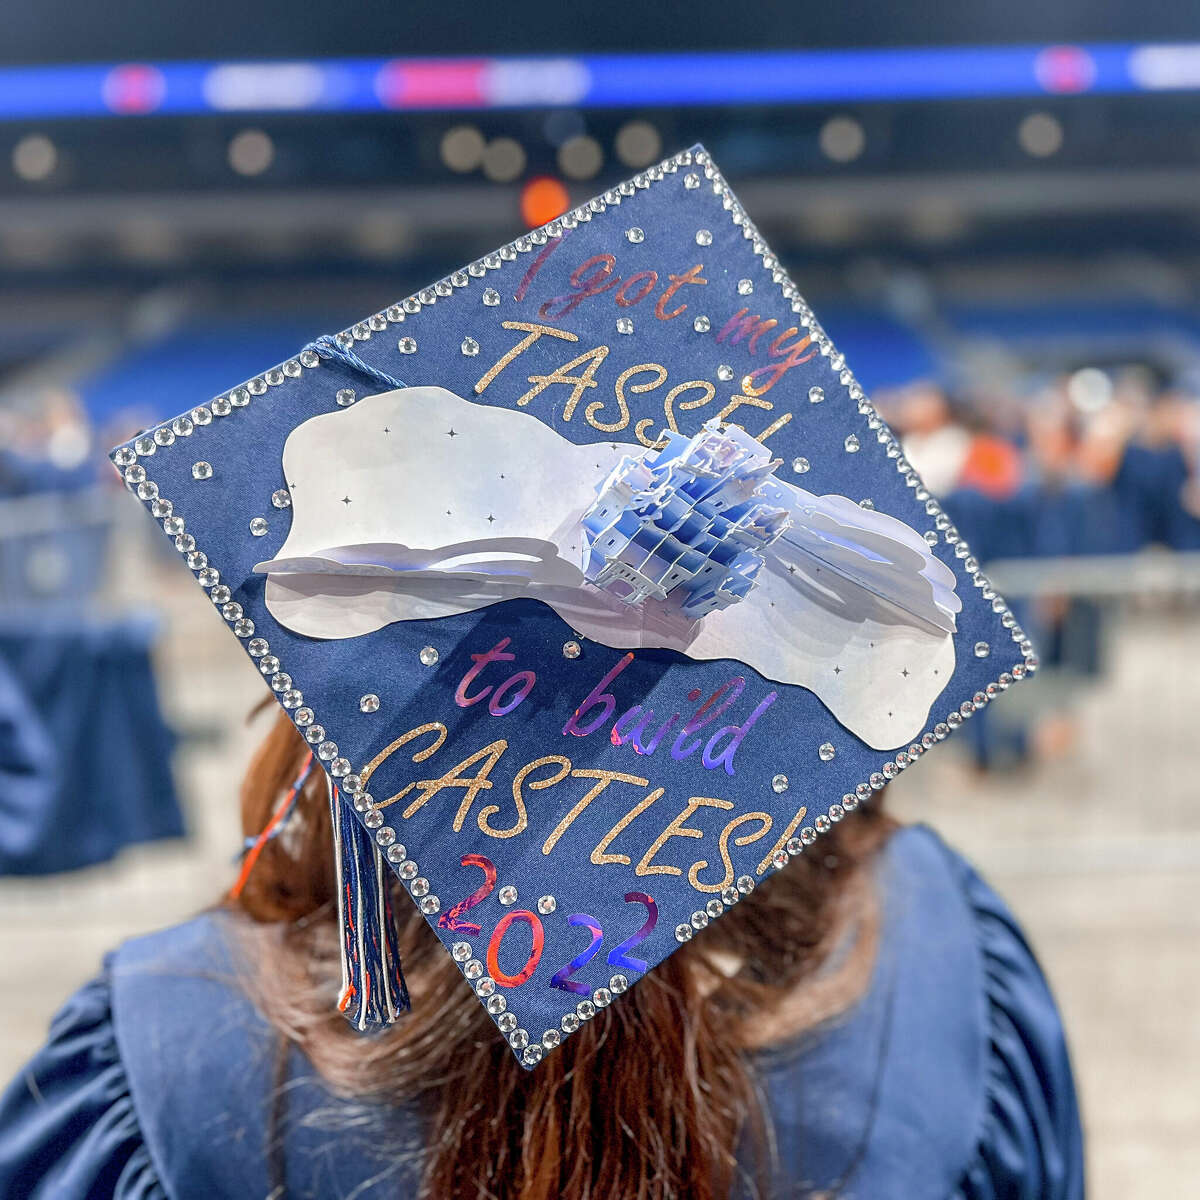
[497,885,517,906]
[818,742,836,762]
[271,489,291,508]
[231,386,252,405]
[771,773,788,793]
[249,517,268,536]
[693,315,711,333]
[211,397,232,417]
[304,724,325,744]
[420,896,441,915]
[695,229,712,246]
[134,436,155,456]
[561,1012,580,1034]
[487,993,507,1016]
[562,640,581,659]
[294,707,314,726]
[463,958,484,980]
[716,364,734,381]
[336,388,356,407]
[331,757,351,777]
[197,567,219,588]
[541,1027,561,1048]
[809,386,825,404]
[576,1000,596,1020]
[791,457,810,474]
[625,227,644,243]
[610,974,629,994]
[113,447,137,467]
[153,427,174,446]
[537,895,556,914]
[136,481,158,500]
[675,923,693,942]
[410,877,430,898]
[247,638,269,657]
[974,642,990,658]
[280,689,302,708]
[736,875,755,894]
[224,602,245,623]
[123,464,146,484]
[359,693,380,713]
[419,645,439,666]
[171,416,193,437]
[451,942,472,962]
[149,499,171,518]
[844,435,860,453]
[259,655,280,674]
[210,585,231,604]
[461,337,479,356]
[737,278,753,295]
[233,619,254,638]
[398,337,417,354]
[482,288,501,306]
[593,987,612,1008]
[498,1013,518,1034]
[684,173,700,188]
[522,1045,543,1066]
[616,317,633,334]
[317,740,338,761]
[186,551,207,570]
[705,899,723,919]
[191,461,213,481]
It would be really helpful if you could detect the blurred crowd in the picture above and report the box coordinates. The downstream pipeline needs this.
[880,367,1200,562]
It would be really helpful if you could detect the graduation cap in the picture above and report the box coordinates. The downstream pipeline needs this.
[110,145,1035,1068]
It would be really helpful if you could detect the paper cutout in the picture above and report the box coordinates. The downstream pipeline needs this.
[256,386,960,749]
[580,425,790,617]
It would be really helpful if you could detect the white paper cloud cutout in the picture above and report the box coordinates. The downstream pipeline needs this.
[255,387,958,750]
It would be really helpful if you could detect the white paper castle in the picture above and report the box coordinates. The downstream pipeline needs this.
[580,423,791,618]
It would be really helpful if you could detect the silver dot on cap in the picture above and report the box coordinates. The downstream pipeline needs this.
[359,693,380,713]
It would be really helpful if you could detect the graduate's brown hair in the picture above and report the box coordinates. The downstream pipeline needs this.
[229,709,892,1200]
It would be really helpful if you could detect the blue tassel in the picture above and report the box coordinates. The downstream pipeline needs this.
[328,778,410,1030]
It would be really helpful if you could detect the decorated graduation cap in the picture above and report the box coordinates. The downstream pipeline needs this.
[111,145,1035,1068]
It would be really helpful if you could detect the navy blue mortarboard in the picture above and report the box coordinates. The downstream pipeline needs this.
[111,145,1035,1067]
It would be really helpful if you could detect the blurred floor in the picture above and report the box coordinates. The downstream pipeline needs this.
[0,566,1195,1200]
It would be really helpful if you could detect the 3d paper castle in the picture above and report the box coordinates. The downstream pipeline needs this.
[580,422,791,618]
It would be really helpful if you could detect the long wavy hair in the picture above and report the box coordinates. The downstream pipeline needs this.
[227,709,894,1200]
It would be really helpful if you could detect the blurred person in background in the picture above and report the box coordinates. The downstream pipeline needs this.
[0,709,1083,1198]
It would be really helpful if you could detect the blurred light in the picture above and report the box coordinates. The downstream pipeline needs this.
[521,176,569,227]
[440,124,485,173]
[205,63,326,111]
[1068,368,1113,414]
[101,63,165,114]
[614,120,662,168]
[1130,44,1200,89]
[482,137,525,183]
[819,115,865,163]
[1018,112,1063,157]
[12,133,56,181]
[557,134,603,180]
[227,129,274,176]
[1034,45,1097,94]
[483,58,590,107]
